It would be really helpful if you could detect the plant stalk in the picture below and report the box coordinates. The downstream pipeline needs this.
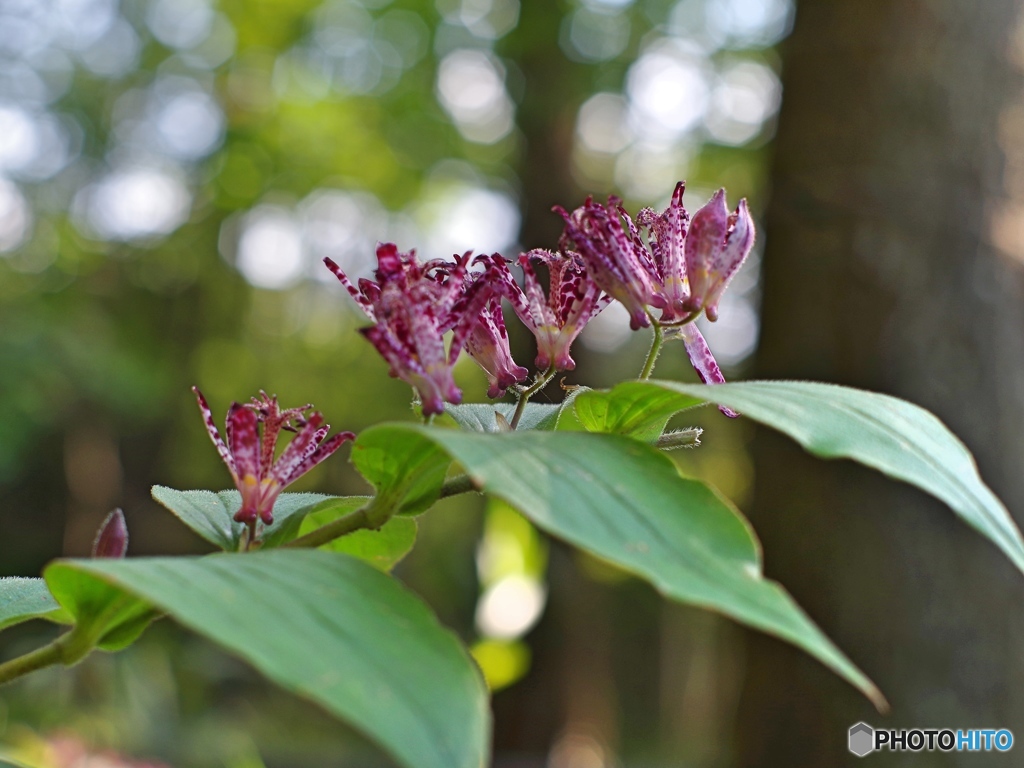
[439,473,476,498]
[510,366,556,429]
[640,321,664,380]
[0,639,63,686]
[283,506,371,549]
[285,474,479,549]
[0,612,115,688]
[655,427,703,450]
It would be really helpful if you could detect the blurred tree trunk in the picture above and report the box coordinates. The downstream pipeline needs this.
[737,1,1024,765]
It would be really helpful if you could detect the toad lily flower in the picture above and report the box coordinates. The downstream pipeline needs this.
[454,269,529,398]
[194,388,353,525]
[480,251,609,372]
[638,183,752,416]
[324,243,477,415]
[676,187,755,322]
[636,181,692,323]
[555,197,662,331]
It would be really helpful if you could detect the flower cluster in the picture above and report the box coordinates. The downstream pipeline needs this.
[194,389,354,525]
[322,181,754,416]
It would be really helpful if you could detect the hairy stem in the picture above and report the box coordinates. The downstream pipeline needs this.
[510,366,556,430]
[655,427,703,450]
[640,320,664,380]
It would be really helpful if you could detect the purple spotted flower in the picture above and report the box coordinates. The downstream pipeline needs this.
[636,181,692,323]
[673,187,755,322]
[480,251,609,372]
[639,182,752,416]
[555,197,663,331]
[455,270,529,398]
[194,388,353,525]
[325,243,480,415]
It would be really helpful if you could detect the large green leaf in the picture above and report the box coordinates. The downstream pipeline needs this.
[356,424,884,708]
[351,429,452,518]
[0,578,69,630]
[445,402,559,432]
[445,390,587,433]
[45,551,489,768]
[44,567,155,652]
[151,486,331,550]
[575,383,703,441]
[584,380,1024,575]
[298,496,418,570]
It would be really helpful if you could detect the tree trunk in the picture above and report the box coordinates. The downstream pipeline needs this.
[737,1,1024,765]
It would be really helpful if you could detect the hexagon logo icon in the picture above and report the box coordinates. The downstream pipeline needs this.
[849,722,875,757]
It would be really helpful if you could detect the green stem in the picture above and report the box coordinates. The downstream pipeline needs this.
[0,610,117,688]
[510,366,556,430]
[439,473,476,498]
[284,474,480,550]
[284,506,371,549]
[0,639,63,686]
[640,321,664,380]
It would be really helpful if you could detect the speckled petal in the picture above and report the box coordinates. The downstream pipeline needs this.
[678,323,739,418]
[193,387,236,478]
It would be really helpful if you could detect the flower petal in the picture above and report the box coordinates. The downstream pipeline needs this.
[278,431,355,487]
[556,198,659,330]
[324,257,376,321]
[193,387,237,479]
[678,323,739,418]
[639,181,691,321]
[684,189,730,314]
[226,402,261,479]
[270,412,325,486]
[465,296,529,397]
[704,198,755,321]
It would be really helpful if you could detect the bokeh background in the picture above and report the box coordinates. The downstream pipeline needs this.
[2,0,1024,765]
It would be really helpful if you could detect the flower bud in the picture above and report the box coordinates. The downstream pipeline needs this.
[684,191,755,322]
[92,508,128,558]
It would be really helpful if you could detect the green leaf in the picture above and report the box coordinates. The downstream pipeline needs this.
[351,429,452,518]
[326,517,418,571]
[298,496,417,570]
[445,390,588,433]
[596,380,1024,575]
[45,552,489,768]
[356,424,884,708]
[44,568,155,653]
[575,383,703,441]
[444,402,562,432]
[151,486,332,550]
[0,577,69,630]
